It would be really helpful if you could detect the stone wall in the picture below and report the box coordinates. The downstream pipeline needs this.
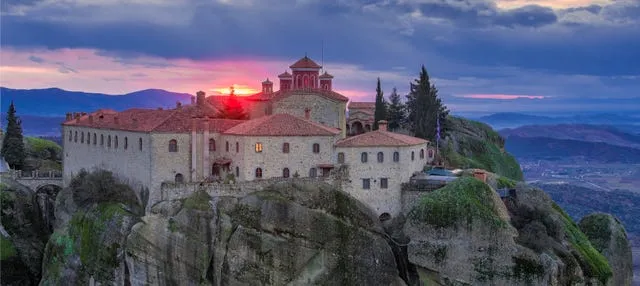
[273,93,347,138]
[63,126,152,191]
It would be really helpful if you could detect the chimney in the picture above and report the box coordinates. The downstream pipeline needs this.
[114,116,119,124]
[157,107,163,110]
[74,113,81,119]
[88,115,94,123]
[191,96,196,105]
[304,108,311,120]
[81,112,87,116]
[378,120,388,131]
[65,113,72,121]
[196,91,206,106]
[132,118,138,128]
[75,117,80,123]
[176,101,182,109]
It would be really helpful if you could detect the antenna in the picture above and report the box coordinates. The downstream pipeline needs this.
[321,39,324,73]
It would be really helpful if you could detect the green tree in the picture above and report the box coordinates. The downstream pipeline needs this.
[1,101,26,169]
[373,78,387,130]
[216,86,249,120]
[405,65,449,140]
[386,87,406,131]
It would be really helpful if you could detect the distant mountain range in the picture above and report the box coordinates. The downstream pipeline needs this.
[504,136,640,163]
[477,112,640,134]
[501,124,640,149]
[0,87,192,117]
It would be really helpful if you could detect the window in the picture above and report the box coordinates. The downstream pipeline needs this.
[393,152,399,162]
[428,149,434,158]
[139,138,143,151]
[209,139,216,151]
[175,173,184,183]
[101,134,104,146]
[420,149,425,159]
[361,152,368,163]
[377,152,384,163]
[86,132,90,144]
[74,131,78,142]
[236,142,239,153]
[81,132,84,143]
[380,178,388,189]
[411,151,415,161]
[107,135,111,147]
[255,142,263,152]
[114,136,119,149]
[362,179,371,189]
[124,137,128,149]
[337,152,345,164]
[235,166,239,177]
[226,141,229,152]
[312,143,320,153]
[255,168,263,178]
[309,168,317,178]
[283,142,290,153]
[69,131,72,141]
[283,168,290,178]
[169,139,178,152]
[93,133,96,145]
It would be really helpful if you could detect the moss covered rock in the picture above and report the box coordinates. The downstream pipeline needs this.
[579,213,633,286]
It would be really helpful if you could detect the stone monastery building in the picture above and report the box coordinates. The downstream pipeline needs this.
[62,56,434,216]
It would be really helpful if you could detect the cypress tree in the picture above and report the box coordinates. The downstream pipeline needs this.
[1,101,26,170]
[386,87,406,131]
[405,65,449,140]
[373,78,387,130]
[217,86,249,120]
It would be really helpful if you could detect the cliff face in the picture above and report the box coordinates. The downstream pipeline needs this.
[39,180,402,285]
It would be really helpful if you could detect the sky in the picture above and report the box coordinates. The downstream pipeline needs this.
[1,0,639,115]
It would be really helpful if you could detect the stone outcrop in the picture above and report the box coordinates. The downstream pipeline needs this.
[580,213,634,286]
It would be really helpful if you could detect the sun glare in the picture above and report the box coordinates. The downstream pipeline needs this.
[210,84,259,96]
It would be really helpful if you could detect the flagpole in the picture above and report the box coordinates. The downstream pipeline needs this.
[435,111,440,167]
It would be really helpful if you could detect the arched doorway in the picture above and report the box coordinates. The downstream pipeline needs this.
[351,121,364,135]
[175,173,184,183]
[35,184,62,234]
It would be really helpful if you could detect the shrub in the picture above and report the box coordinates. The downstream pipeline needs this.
[69,169,142,214]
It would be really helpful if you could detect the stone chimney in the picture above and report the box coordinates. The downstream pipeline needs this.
[114,116,119,124]
[74,113,81,119]
[88,115,94,123]
[176,101,182,109]
[304,108,311,120]
[196,91,206,106]
[132,118,138,128]
[378,120,388,131]
[65,113,72,121]
[191,96,196,105]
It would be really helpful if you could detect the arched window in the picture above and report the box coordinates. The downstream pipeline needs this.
[209,139,216,151]
[236,142,239,153]
[255,168,263,178]
[226,141,229,152]
[74,131,78,142]
[393,152,400,162]
[114,136,119,149]
[86,132,90,144]
[124,137,128,149]
[420,149,425,159]
[175,173,184,183]
[81,132,84,143]
[337,152,345,164]
[93,133,97,145]
[411,151,415,161]
[169,139,178,152]
[107,135,111,147]
[283,142,290,153]
[236,166,240,177]
[101,134,104,146]
[255,142,263,152]
[312,143,320,153]
[139,138,143,151]
[69,130,72,141]
[283,168,290,178]
[428,149,434,158]
[361,152,368,163]
[377,152,384,163]
[309,168,317,178]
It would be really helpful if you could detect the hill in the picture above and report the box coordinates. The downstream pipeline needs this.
[0,87,192,117]
[478,112,640,134]
[500,124,640,149]
[505,136,640,163]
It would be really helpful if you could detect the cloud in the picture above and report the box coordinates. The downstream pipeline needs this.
[28,55,45,63]
[457,94,548,99]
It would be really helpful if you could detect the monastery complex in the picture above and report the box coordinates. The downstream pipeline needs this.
[62,56,435,216]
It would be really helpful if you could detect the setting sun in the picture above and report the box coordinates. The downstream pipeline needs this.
[210,84,259,96]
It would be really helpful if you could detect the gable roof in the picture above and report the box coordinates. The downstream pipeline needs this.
[278,71,292,78]
[290,56,322,69]
[335,130,428,147]
[271,88,349,103]
[349,102,375,109]
[223,113,340,136]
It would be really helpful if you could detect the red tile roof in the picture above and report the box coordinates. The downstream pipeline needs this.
[290,56,322,69]
[335,130,428,147]
[349,102,375,109]
[319,71,334,79]
[278,71,292,78]
[271,88,349,103]
[223,113,340,136]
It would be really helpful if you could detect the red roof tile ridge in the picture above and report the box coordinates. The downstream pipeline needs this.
[149,109,180,131]
[335,130,427,147]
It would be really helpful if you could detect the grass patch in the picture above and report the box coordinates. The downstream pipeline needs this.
[408,177,507,230]
[578,214,611,253]
[497,176,517,189]
[0,236,17,260]
[24,136,62,161]
[183,191,211,211]
[552,203,612,285]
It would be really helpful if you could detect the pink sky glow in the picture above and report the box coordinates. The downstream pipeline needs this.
[458,94,547,100]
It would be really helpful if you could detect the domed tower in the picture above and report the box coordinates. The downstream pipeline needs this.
[262,78,273,94]
[319,71,334,91]
[278,71,292,91]
[289,55,322,89]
